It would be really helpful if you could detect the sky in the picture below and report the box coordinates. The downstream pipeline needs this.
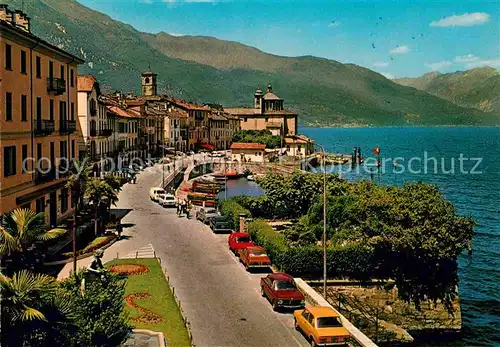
[79,0,499,78]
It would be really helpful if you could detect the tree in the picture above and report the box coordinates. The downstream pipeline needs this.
[66,159,92,213]
[0,270,73,347]
[0,209,67,273]
[58,270,131,347]
[85,180,119,236]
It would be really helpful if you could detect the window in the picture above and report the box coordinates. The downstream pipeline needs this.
[71,140,75,159]
[21,95,27,121]
[70,102,75,121]
[36,97,42,120]
[20,202,31,210]
[59,101,66,122]
[22,144,28,173]
[36,56,41,78]
[60,188,68,213]
[35,197,45,214]
[49,100,54,120]
[244,118,247,122]
[60,141,67,161]
[20,50,27,74]
[49,61,53,78]
[5,44,12,70]
[265,117,268,122]
[70,69,74,87]
[5,92,12,121]
[3,146,16,177]
[60,65,65,80]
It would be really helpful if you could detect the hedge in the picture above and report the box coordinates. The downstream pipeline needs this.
[248,220,378,280]
[219,200,251,231]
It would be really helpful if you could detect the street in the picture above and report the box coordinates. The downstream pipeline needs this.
[115,159,309,347]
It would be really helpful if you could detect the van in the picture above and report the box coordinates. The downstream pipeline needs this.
[149,187,166,202]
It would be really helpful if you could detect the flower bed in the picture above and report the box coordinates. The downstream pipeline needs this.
[108,263,150,276]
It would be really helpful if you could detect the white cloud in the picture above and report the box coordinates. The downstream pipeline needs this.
[374,61,389,68]
[390,45,409,54]
[455,54,479,63]
[466,59,500,69]
[381,72,394,79]
[425,61,453,71]
[430,12,490,27]
[328,21,341,28]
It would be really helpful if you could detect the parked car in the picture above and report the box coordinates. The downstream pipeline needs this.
[239,245,271,271]
[228,232,254,254]
[294,306,350,347]
[149,187,166,202]
[196,207,220,224]
[159,194,176,208]
[260,273,305,310]
[209,216,232,234]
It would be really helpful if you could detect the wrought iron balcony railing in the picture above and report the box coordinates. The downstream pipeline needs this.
[47,78,66,95]
[33,120,55,136]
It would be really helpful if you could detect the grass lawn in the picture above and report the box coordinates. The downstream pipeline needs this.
[106,258,191,347]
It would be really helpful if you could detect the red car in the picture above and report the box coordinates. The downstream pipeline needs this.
[228,232,254,255]
[260,273,305,311]
[239,245,271,271]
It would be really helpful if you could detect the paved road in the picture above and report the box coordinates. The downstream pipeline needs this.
[116,159,309,347]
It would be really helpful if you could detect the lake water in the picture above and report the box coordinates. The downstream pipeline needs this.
[216,177,264,200]
[301,126,500,346]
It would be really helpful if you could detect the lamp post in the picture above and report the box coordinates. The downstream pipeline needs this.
[315,143,328,299]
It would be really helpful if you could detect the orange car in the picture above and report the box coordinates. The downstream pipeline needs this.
[239,245,271,271]
[294,306,350,346]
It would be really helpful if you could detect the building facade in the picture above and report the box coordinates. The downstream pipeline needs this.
[0,6,84,226]
[225,84,298,136]
[77,75,114,162]
[230,143,266,163]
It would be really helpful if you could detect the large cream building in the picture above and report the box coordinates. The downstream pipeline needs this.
[0,5,84,226]
[225,84,298,136]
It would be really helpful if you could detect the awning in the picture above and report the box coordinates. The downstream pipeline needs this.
[201,144,215,150]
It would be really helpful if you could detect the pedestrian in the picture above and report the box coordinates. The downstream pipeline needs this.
[176,198,182,217]
[116,223,123,239]
[132,175,137,184]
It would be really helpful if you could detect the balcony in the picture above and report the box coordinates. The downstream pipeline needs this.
[99,128,113,137]
[60,120,76,134]
[33,120,55,136]
[35,168,55,183]
[47,77,66,95]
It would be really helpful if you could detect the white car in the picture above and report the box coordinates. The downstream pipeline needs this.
[149,187,166,202]
[159,194,176,208]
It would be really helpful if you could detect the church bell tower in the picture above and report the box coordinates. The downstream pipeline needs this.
[141,69,157,97]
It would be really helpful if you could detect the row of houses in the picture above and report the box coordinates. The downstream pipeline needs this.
[0,4,306,226]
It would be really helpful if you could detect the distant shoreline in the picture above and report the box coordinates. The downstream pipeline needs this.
[300,124,500,129]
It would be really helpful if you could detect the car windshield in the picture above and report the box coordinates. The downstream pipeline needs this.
[216,222,230,228]
[250,249,267,257]
[156,189,166,194]
[275,280,296,290]
[165,196,175,201]
[206,209,217,214]
[316,317,342,328]
[237,237,251,243]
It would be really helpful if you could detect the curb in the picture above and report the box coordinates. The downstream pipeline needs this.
[44,235,118,266]
[132,329,167,347]
[158,258,195,347]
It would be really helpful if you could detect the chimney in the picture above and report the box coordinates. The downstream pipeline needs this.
[14,10,30,33]
[0,5,14,24]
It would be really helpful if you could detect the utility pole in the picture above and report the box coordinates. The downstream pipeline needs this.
[224,140,227,200]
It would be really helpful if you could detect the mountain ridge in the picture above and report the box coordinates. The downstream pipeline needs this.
[394,67,500,113]
[5,0,499,126]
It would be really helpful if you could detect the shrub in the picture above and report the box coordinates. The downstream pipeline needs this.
[219,200,251,231]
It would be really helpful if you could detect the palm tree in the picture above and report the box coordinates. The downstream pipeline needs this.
[0,209,67,272]
[85,180,119,236]
[66,159,92,213]
[0,270,74,346]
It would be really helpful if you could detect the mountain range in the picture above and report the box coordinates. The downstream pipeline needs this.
[394,67,500,114]
[5,0,499,126]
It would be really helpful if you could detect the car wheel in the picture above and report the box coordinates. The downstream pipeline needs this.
[310,337,317,347]
[272,300,278,311]
[294,318,299,330]
[260,286,265,297]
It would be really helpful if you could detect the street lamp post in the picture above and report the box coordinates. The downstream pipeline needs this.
[315,143,328,299]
